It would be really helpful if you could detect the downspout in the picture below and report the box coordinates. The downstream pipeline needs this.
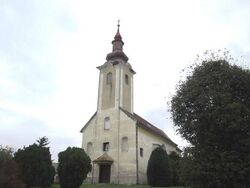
[136,123,139,184]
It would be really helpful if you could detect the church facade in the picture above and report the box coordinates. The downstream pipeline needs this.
[80,24,181,184]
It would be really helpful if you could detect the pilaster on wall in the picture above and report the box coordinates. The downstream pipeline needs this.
[97,73,104,111]
[115,66,120,109]
[97,62,134,113]
[120,68,124,108]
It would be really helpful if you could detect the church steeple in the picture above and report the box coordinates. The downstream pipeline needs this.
[106,21,129,62]
[112,20,123,51]
[97,22,135,113]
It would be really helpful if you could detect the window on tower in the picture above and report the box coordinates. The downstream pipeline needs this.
[103,142,109,152]
[104,117,111,130]
[125,74,129,85]
[107,72,112,85]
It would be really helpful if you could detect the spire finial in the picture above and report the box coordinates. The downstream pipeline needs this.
[114,19,122,41]
[117,19,120,29]
[106,20,128,62]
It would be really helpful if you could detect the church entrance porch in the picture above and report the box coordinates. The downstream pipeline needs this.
[99,164,111,183]
[93,153,114,184]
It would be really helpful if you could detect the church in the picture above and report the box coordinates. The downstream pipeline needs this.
[80,23,181,184]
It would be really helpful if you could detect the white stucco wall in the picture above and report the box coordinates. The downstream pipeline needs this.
[82,108,138,184]
[137,127,178,184]
[82,58,179,185]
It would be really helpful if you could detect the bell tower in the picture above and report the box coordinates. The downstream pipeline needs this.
[97,22,135,113]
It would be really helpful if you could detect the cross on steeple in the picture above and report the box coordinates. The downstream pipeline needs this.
[117,19,120,31]
[114,20,122,41]
[106,21,128,62]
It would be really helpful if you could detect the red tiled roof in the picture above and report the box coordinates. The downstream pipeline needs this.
[120,107,178,147]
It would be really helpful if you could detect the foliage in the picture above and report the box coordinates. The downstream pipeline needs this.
[0,145,14,158]
[177,147,197,187]
[147,147,171,187]
[168,152,180,186]
[171,56,250,188]
[51,184,186,188]
[0,146,25,188]
[58,147,92,188]
[14,137,55,188]
[37,136,50,147]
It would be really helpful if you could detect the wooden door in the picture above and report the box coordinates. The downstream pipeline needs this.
[99,164,111,183]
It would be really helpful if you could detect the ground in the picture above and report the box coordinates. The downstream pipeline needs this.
[51,184,185,188]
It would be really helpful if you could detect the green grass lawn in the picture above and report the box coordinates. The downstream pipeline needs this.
[51,184,185,188]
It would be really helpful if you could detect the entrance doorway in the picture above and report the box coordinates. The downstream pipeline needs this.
[99,164,111,183]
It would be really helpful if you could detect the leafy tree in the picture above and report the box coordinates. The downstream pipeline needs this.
[147,147,171,187]
[14,137,55,188]
[168,151,180,186]
[58,147,91,188]
[178,147,197,187]
[171,56,250,188]
[0,146,25,188]
[0,145,13,158]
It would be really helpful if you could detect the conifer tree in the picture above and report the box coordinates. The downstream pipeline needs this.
[14,137,55,188]
[147,147,171,187]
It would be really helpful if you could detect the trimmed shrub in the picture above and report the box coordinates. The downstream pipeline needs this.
[58,147,91,188]
[147,147,171,187]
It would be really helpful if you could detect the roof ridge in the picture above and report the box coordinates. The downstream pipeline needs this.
[133,112,166,134]
[80,111,97,132]
[119,107,177,146]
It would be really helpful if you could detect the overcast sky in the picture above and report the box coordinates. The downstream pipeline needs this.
[1,0,250,161]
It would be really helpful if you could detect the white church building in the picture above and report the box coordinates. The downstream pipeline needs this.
[80,24,181,184]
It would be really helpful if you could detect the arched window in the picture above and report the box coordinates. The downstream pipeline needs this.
[125,74,129,85]
[121,136,128,152]
[107,72,112,85]
[104,117,111,130]
[87,142,93,155]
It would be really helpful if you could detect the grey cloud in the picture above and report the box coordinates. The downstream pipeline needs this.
[0,107,80,161]
[227,44,250,68]
[0,109,50,158]
[144,107,175,132]
[0,1,77,106]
